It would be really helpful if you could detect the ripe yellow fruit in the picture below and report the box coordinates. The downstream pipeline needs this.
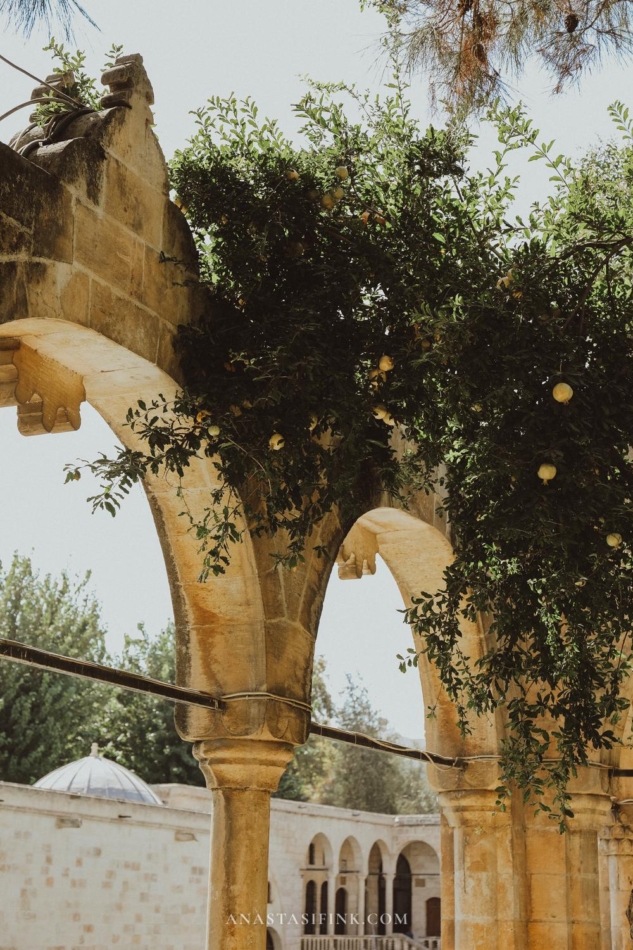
[321,194,334,210]
[607,532,623,548]
[552,382,574,404]
[286,169,299,181]
[335,166,349,180]
[538,462,557,483]
[421,339,432,350]
[208,425,220,437]
[269,432,285,451]
[372,404,388,420]
[331,186,345,202]
[368,368,386,389]
[379,355,394,372]
[307,189,320,201]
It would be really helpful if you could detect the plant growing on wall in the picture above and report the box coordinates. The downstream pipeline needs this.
[64,60,633,822]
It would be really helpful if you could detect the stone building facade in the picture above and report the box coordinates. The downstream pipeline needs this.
[0,758,441,950]
[2,51,633,950]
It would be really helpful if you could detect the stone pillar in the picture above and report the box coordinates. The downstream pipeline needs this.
[384,871,395,935]
[327,874,337,935]
[365,872,379,934]
[600,808,633,950]
[356,874,366,935]
[523,791,612,950]
[440,809,456,950]
[181,694,309,950]
[194,736,294,950]
[440,788,524,950]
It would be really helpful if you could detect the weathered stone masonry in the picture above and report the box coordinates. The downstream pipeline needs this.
[2,53,633,950]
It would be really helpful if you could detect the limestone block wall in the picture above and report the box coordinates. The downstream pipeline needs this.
[0,782,210,950]
[0,780,440,950]
[0,55,203,382]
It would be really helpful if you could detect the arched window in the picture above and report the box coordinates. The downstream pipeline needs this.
[320,880,329,934]
[426,896,441,937]
[393,853,412,933]
[266,929,281,950]
[367,842,387,936]
[304,880,317,935]
[335,887,348,935]
[308,842,316,865]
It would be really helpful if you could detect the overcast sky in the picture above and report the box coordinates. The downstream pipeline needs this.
[1,0,633,740]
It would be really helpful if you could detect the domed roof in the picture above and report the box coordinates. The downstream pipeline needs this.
[34,744,162,806]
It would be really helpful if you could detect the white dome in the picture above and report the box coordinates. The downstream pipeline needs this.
[34,744,162,806]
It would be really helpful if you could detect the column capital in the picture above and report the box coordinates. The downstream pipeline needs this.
[600,820,633,855]
[439,787,509,830]
[193,736,296,792]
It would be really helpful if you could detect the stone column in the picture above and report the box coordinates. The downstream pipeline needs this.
[440,788,524,950]
[327,874,337,935]
[523,790,612,950]
[195,736,294,950]
[600,808,633,950]
[181,694,309,950]
[365,872,379,935]
[384,871,395,935]
[440,810,456,950]
[356,874,366,935]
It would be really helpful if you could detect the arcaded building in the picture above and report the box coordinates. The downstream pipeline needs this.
[0,747,441,949]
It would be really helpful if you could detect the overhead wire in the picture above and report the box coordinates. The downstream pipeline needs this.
[0,637,461,769]
[0,51,85,109]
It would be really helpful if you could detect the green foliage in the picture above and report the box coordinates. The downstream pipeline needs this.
[0,554,108,785]
[275,662,438,814]
[0,555,200,787]
[98,624,203,786]
[33,40,123,125]
[74,68,633,821]
[320,677,438,815]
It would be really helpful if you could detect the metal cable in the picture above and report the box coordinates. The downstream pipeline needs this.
[0,637,460,769]
[0,97,51,123]
[0,52,85,109]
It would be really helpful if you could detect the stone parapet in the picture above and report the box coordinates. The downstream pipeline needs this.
[1,54,205,382]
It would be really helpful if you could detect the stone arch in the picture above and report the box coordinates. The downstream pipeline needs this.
[397,839,440,874]
[367,838,391,876]
[394,840,441,938]
[329,506,500,785]
[306,832,333,870]
[366,840,390,936]
[339,835,362,873]
[266,928,282,950]
[0,319,306,732]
